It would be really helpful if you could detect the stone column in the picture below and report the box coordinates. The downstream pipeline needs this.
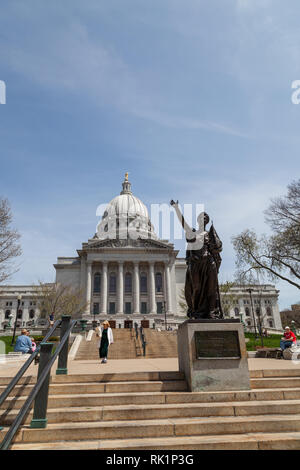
[164,262,172,314]
[101,262,108,314]
[149,262,156,314]
[80,255,86,291]
[117,262,124,314]
[86,261,92,315]
[133,262,140,314]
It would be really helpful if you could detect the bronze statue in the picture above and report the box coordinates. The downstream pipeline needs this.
[170,200,223,320]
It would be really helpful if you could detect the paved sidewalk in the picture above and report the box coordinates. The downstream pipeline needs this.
[0,357,300,378]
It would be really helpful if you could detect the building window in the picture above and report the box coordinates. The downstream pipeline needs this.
[125,273,132,293]
[266,307,273,316]
[125,302,132,314]
[245,307,250,317]
[140,273,147,293]
[29,310,35,319]
[256,308,261,316]
[157,302,163,314]
[141,302,148,314]
[93,272,101,293]
[234,307,240,317]
[109,302,116,314]
[109,273,117,293]
[268,320,273,328]
[93,303,99,315]
[5,310,11,319]
[155,273,163,293]
[17,309,23,319]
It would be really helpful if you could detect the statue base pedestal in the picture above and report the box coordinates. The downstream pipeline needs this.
[177,319,250,392]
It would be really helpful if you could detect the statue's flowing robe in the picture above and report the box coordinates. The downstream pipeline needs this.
[185,224,223,318]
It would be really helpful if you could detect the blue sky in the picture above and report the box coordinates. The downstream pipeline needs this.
[0,0,300,309]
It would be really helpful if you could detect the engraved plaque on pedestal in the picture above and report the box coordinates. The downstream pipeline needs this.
[195,330,241,359]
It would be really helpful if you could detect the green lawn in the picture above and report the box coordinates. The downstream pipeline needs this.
[245,333,282,351]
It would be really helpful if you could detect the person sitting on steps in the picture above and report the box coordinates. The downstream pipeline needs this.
[280,326,297,351]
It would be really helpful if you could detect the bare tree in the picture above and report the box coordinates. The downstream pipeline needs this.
[33,282,88,319]
[232,180,300,290]
[219,281,238,318]
[0,198,22,283]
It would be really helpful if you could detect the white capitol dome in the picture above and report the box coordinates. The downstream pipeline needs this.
[96,174,157,240]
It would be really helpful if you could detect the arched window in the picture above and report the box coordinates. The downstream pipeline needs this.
[109,273,117,293]
[245,307,250,317]
[5,310,11,320]
[125,272,132,293]
[155,273,163,293]
[17,309,23,319]
[140,273,147,293]
[234,307,240,317]
[256,307,261,317]
[268,320,273,328]
[93,272,101,293]
[266,307,272,316]
[29,309,35,319]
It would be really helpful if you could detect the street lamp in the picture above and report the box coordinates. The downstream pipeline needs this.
[11,295,22,346]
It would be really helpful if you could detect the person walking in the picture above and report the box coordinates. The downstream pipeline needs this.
[96,320,114,364]
[49,313,54,328]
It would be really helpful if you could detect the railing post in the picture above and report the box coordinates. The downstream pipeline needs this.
[56,315,71,375]
[30,342,53,429]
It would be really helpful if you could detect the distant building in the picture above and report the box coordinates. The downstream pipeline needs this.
[280,304,300,329]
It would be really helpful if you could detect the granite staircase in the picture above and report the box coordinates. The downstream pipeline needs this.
[2,369,300,449]
[143,330,178,358]
[75,329,137,360]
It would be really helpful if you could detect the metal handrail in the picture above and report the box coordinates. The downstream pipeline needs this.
[0,319,77,450]
[0,320,61,408]
[139,326,146,356]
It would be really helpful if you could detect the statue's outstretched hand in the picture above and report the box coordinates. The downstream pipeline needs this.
[170,199,178,206]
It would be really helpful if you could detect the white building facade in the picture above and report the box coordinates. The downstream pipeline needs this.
[0,176,282,331]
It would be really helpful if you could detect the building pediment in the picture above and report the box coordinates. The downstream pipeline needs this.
[82,237,174,251]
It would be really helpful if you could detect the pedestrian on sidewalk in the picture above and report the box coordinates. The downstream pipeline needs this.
[96,320,114,364]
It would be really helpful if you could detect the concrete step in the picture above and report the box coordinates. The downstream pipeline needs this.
[5,399,300,422]
[250,369,300,378]
[252,377,300,389]
[0,380,185,398]
[5,414,300,445]
[4,394,300,425]
[9,429,300,450]
[5,385,300,415]
[0,371,185,386]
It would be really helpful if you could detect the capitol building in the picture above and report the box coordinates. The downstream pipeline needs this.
[0,175,282,331]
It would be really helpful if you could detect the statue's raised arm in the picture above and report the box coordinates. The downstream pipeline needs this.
[170,200,192,234]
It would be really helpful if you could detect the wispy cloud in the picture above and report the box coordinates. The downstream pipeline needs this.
[2,19,246,138]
